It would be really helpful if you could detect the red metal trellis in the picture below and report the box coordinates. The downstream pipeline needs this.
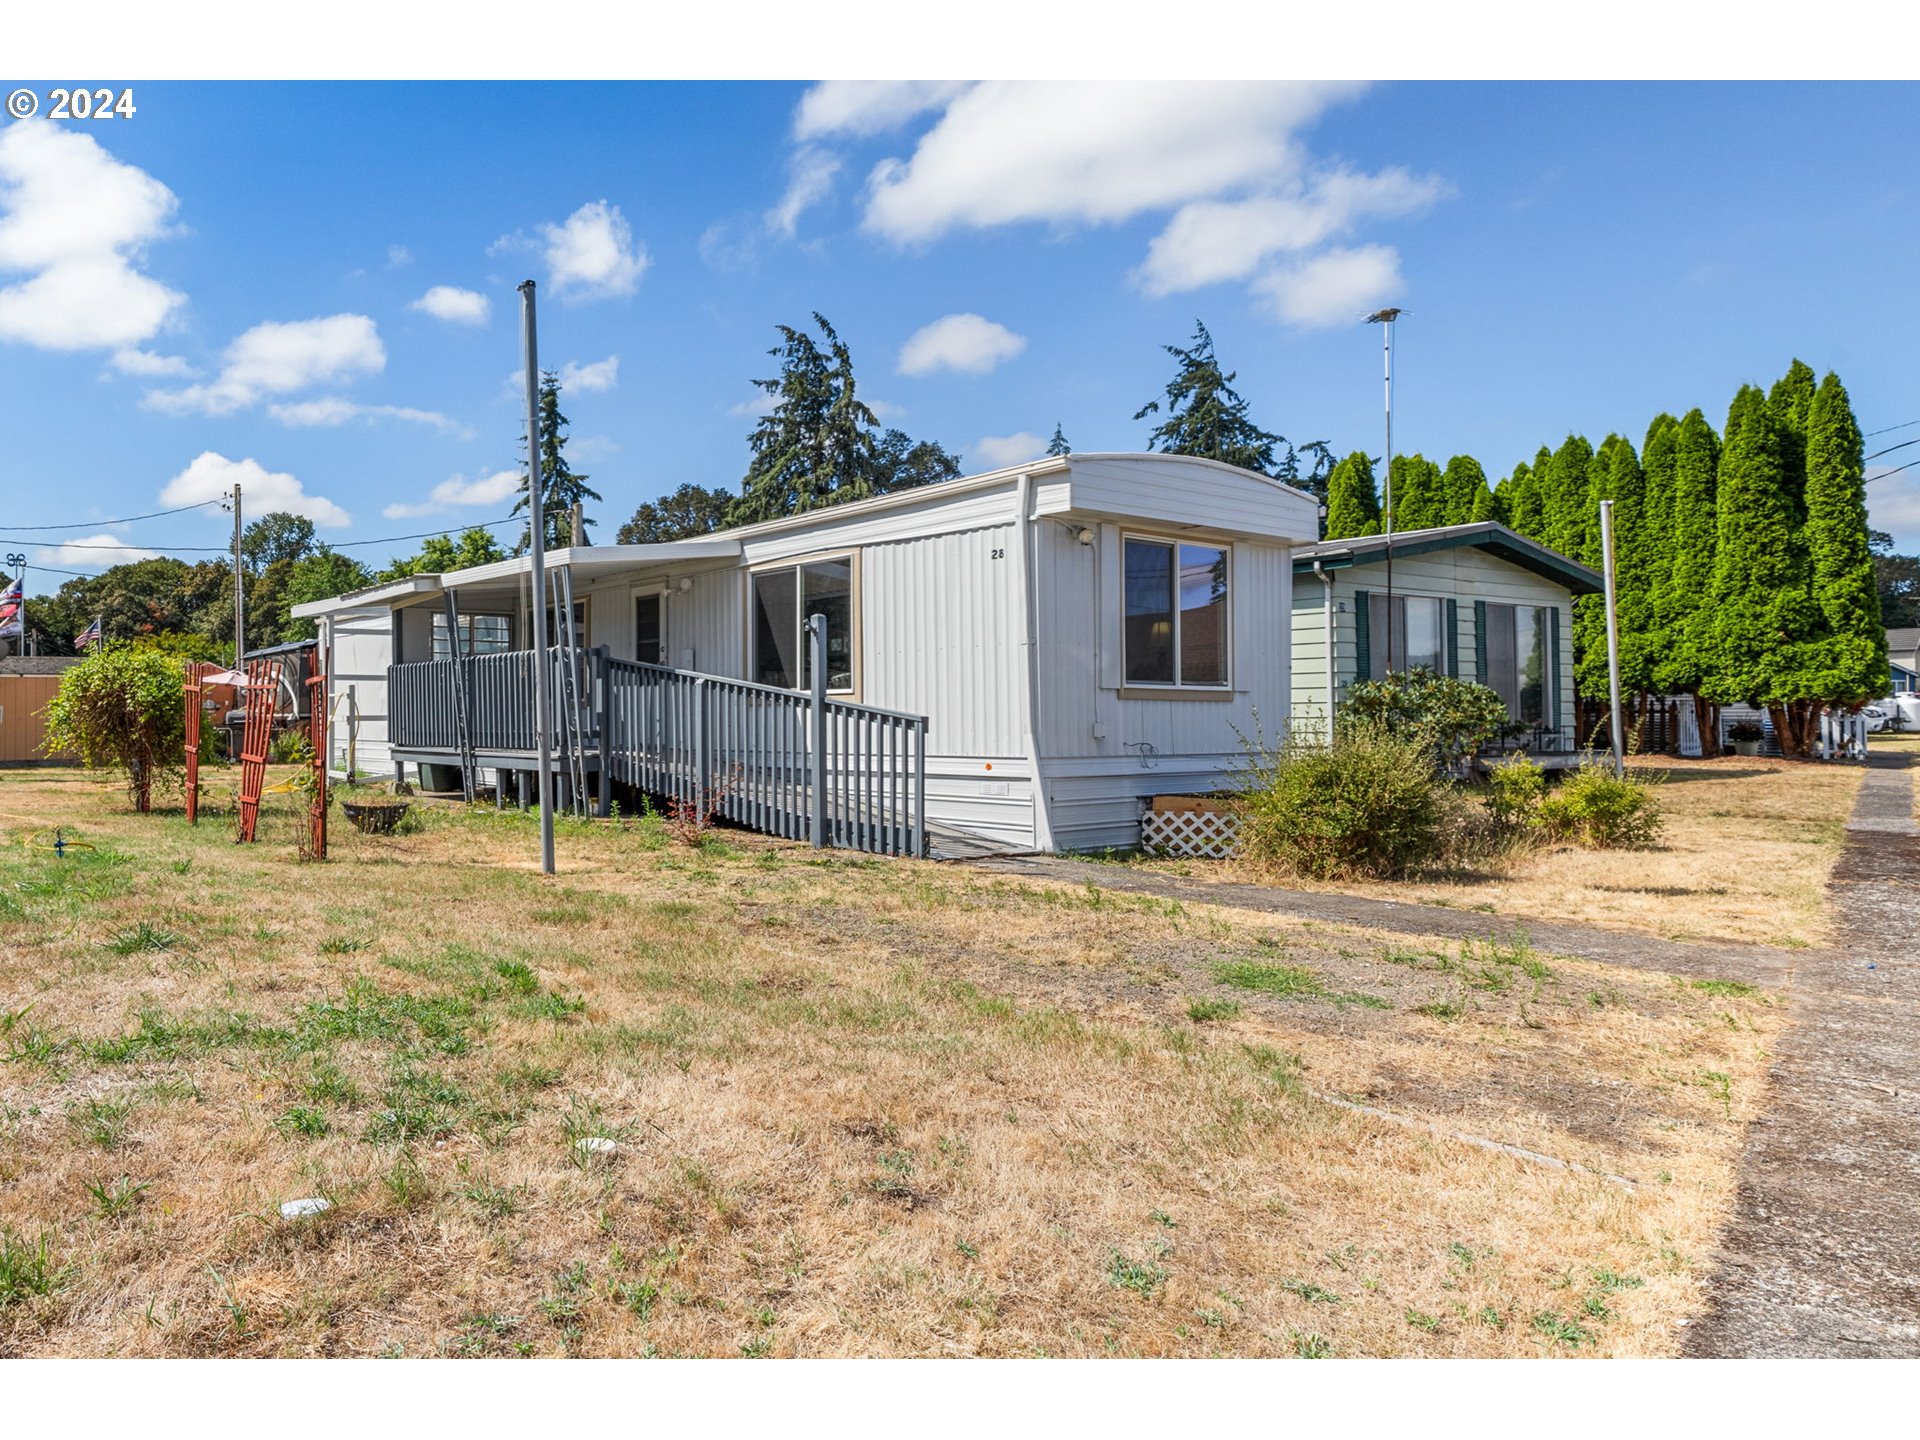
[234,658,275,843]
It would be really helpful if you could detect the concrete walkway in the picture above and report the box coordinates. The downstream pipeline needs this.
[972,855,1799,986]
[1685,751,1920,1357]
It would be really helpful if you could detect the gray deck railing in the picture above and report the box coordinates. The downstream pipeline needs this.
[386,644,927,857]
[389,648,602,753]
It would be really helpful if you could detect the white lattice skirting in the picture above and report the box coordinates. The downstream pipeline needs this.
[1140,808,1242,859]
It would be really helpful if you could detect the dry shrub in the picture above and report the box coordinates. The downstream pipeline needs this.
[1238,723,1442,880]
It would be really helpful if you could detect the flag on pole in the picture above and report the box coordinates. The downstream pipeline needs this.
[76,616,104,649]
[0,576,23,640]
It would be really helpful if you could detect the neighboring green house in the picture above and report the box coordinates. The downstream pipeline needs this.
[1290,522,1600,760]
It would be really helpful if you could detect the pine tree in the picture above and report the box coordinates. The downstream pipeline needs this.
[1541,435,1594,559]
[1134,320,1287,476]
[1322,452,1381,539]
[1705,386,1820,750]
[1653,408,1721,700]
[729,314,879,526]
[1045,423,1071,457]
[1799,371,1886,706]
[1440,455,1490,526]
[514,371,602,551]
[1387,454,1448,531]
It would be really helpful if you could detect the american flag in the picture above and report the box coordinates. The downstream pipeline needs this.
[0,576,22,640]
[76,616,104,649]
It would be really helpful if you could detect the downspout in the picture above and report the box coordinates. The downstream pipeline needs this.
[1314,560,1335,744]
[1015,471,1055,852]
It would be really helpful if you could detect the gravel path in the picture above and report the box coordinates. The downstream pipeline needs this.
[1683,750,1920,1357]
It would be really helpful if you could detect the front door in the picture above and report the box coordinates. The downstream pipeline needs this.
[635,593,664,665]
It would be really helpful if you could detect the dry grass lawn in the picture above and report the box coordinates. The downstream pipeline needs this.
[1,765,1786,1357]
[1178,755,1864,949]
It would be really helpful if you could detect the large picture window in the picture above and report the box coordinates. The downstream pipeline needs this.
[751,557,854,691]
[1484,602,1551,726]
[431,612,512,659]
[1123,537,1229,688]
[1366,594,1448,678]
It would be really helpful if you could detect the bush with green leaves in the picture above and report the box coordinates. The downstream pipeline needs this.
[1537,763,1663,849]
[1342,667,1518,772]
[1486,753,1546,829]
[41,643,187,812]
[1237,721,1443,880]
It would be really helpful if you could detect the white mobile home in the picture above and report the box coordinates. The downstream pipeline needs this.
[294,453,1320,854]
[1289,522,1600,759]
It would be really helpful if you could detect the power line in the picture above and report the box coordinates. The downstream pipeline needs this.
[0,499,226,531]
[1864,435,1920,463]
[0,513,523,556]
[1865,418,1920,438]
[1867,457,1919,485]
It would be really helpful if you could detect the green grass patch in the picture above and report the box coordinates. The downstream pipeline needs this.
[1212,961,1388,1010]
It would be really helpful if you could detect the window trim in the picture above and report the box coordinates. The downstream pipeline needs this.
[523,593,590,652]
[745,548,862,697]
[1119,531,1232,692]
[632,587,668,666]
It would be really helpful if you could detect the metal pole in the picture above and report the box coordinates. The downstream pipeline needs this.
[231,483,244,662]
[808,613,828,848]
[1599,499,1626,779]
[1382,316,1394,673]
[520,280,556,874]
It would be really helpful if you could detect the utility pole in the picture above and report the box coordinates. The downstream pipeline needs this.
[231,483,244,662]
[1365,308,1403,674]
[1599,499,1626,779]
[521,280,556,876]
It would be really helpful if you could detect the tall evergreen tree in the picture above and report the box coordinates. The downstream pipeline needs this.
[1045,423,1071,457]
[1541,435,1594,559]
[1322,452,1382,539]
[1575,437,1652,699]
[1469,477,1503,524]
[1799,371,1886,705]
[514,371,602,551]
[1497,459,1543,539]
[1652,408,1721,702]
[1440,455,1490,526]
[1705,386,1820,751]
[1767,358,1818,522]
[729,314,879,526]
[1134,320,1287,476]
[1387,454,1447,530]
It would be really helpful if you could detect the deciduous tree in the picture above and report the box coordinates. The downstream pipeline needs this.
[617,484,735,543]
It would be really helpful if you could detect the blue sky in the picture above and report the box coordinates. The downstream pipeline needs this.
[4,80,1918,593]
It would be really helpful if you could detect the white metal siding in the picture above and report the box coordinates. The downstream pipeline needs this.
[325,608,394,776]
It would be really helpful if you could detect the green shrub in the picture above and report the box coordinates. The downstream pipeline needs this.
[1537,763,1663,849]
[1238,722,1443,880]
[41,643,187,812]
[1343,667,1518,771]
[1486,753,1546,829]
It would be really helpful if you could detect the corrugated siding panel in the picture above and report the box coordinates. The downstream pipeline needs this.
[1053,456,1318,542]
[328,608,393,775]
[861,524,1023,761]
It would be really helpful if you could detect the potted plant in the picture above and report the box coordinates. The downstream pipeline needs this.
[1727,719,1765,757]
[336,779,412,834]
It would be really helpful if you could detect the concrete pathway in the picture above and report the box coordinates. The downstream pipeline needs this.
[972,855,1799,986]
[1684,751,1920,1357]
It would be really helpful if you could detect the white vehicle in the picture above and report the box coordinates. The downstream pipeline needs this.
[1859,703,1892,733]
[1896,694,1920,731]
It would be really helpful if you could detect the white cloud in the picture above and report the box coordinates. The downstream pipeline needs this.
[858,82,1363,245]
[1868,469,1920,551]
[1135,167,1448,295]
[729,391,777,419]
[267,397,470,436]
[158,451,350,528]
[37,532,160,567]
[794,82,971,141]
[697,219,758,272]
[0,121,184,351]
[766,146,841,238]
[1253,245,1405,329]
[897,313,1027,377]
[408,284,490,326]
[569,434,621,464]
[868,398,907,422]
[382,468,522,520]
[108,347,194,378]
[145,313,385,416]
[561,355,619,392]
[972,433,1048,470]
[386,244,412,268]
[539,200,648,302]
